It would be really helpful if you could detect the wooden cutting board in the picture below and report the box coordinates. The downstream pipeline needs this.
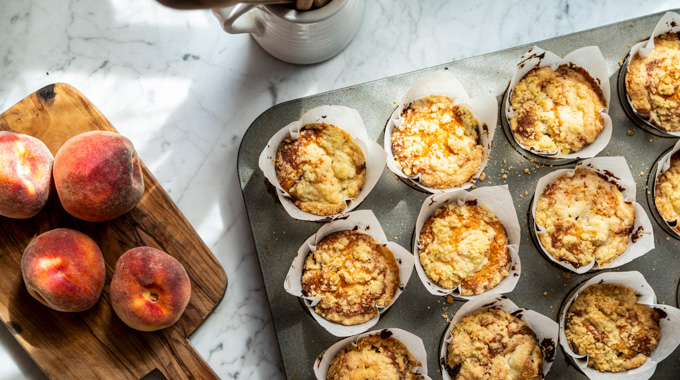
[0,84,228,379]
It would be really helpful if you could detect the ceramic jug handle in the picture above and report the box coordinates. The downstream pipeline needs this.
[212,4,264,36]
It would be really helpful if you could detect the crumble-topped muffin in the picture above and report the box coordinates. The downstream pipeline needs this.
[301,230,400,325]
[535,169,635,268]
[391,95,484,189]
[419,203,510,295]
[510,65,606,155]
[447,308,543,380]
[327,333,423,380]
[626,32,680,132]
[275,123,366,216]
[565,284,661,373]
[655,151,680,232]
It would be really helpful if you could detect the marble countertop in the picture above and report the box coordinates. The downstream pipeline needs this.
[1,1,678,379]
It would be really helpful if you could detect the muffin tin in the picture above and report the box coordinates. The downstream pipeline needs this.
[237,10,680,380]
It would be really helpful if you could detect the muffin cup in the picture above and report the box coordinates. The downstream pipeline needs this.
[384,69,498,193]
[531,157,654,273]
[413,186,521,298]
[439,292,559,380]
[621,12,680,136]
[503,46,612,159]
[559,271,680,380]
[259,105,386,222]
[283,209,415,337]
[652,140,680,237]
[313,328,431,380]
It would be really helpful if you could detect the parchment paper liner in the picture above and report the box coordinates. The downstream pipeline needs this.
[558,271,680,380]
[504,46,612,158]
[413,186,521,298]
[259,105,386,222]
[653,140,680,235]
[313,328,432,380]
[383,69,498,193]
[284,210,415,337]
[439,292,558,380]
[623,12,680,136]
[531,157,654,273]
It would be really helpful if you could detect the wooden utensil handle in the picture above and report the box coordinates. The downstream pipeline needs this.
[154,330,219,380]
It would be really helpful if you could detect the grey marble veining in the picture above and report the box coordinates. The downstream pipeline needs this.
[1,1,679,379]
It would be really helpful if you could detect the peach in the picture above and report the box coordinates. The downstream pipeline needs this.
[53,131,144,222]
[0,131,53,219]
[21,228,106,312]
[110,247,191,331]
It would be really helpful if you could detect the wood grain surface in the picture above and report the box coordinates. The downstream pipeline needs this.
[0,83,227,379]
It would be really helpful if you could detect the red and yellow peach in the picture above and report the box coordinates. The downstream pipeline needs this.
[21,228,106,312]
[53,131,144,222]
[110,247,191,331]
[0,131,53,219]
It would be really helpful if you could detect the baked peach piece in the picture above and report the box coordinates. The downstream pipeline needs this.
[0,131,53,219]
[21,228,105,312]
[53,131,144,222]
[110,247,191,332]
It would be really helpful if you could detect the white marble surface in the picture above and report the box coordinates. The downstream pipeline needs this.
[0,0,678,379]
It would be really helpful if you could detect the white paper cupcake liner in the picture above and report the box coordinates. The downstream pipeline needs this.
[313,328,431,380]
[559,271,680,380]
[413,186,521,298]
[623,12,680,136]
[531,157,654,273]
[283,209,415,337]
[259,105,386,222]
[439,292,559,380]
[653,140,680,236]
[384,69,498,193]
[504,46,612,158]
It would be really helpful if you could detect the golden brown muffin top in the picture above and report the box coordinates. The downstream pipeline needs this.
[302,230,400,326]
[655,151,680,233]
[510,65,606,155]
[419,202,510,295]
[565,283,661,373]
[327,333,423,380]
[447,308,543,380]
[535,168,635,268]
[626,32,680,132]
[275,123,366,216]
[391,95,484,189]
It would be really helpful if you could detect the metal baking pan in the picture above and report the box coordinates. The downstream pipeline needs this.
[238,10,680,379]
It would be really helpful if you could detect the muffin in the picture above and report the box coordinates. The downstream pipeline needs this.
[655,151,680,233]
[510,65,606,155]
[327,333,423,380]
[565,283,661,372]
[301,230,400,325]
[535,168,635,268]
[419,202,510,295]
[626,32,680,132]
[275,122,366,216]
[391,95,484,189]
[446,308,543,380]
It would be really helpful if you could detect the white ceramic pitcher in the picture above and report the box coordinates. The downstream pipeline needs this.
[212,0,364,64]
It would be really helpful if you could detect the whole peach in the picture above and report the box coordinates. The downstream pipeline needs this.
[53,131,144,222]
[0,131,53,219]
[110,247,191,331]
[21,228,106,312]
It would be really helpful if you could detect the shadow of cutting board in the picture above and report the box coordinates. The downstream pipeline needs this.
[0,83,227,379]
